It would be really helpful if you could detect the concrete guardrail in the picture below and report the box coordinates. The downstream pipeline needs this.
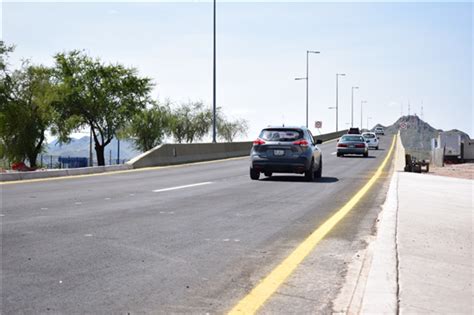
[127,129,348,169]
[1,129,348,182]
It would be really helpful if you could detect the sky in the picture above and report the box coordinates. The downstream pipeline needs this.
[2,1,473,140]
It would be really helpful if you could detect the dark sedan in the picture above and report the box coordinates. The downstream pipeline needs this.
[336,134,369,157]
[250,127,322,181]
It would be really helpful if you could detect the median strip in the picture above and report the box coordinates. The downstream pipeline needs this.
[228,135,396,315]
[152,182,213,193]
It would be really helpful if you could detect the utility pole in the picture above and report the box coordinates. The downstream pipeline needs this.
[335,73,346,131]
[212,0,217,143]
[295,50,320,128]
[360,100,367,130]
[351,86,359,127]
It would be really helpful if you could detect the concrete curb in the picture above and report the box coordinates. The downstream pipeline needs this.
[359,132,404,314]
[0,164,132,182]
[359,172,399,314]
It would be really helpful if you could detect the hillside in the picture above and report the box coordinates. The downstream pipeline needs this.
[380,115,470,160]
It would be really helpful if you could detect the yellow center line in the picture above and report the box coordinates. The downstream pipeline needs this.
[228,135,397,315]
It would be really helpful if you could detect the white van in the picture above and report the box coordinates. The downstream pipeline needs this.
[374,127,384,135]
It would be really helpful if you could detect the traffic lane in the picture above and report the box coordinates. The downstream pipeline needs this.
[1,137,392,313]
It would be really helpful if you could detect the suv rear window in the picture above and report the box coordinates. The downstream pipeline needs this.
[259,129,303,142]
[341,135,364,142]
[363,133,376,138]
[348,128,360,134]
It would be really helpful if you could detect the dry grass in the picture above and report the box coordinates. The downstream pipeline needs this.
[427,163,474,180]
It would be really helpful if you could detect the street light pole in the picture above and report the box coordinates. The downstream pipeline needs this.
[295,50,320,128]
[351,86,359,127]
[360,100,367,130]
[212,0,217,143]
[335,73,346,131]
[367,116,372,130]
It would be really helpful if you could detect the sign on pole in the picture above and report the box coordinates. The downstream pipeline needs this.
[315,121,322,129]
[400,122,408,129]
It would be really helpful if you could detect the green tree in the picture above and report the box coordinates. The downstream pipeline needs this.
[169,101,212,143]
[124,101,172,152]
[217,117,248,142]
[0,45,57,167]
[53,51,153,166]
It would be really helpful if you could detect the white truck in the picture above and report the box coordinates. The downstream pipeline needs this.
[438,133,462,161]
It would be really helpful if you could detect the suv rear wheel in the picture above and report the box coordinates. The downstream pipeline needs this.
[250,168,260,180]
[315,158,322,179]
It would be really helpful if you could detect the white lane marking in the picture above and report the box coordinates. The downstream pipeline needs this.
[331,152,337,155]
[129,193,135,196]
[0,214,4,217]
[223,239,230,242]
[84,234,93,237]
[104,197,111,200]
[74,202,82,205]
[40,207,48,210]
[153,182,213,193]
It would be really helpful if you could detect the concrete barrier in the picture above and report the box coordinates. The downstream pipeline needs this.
[0,164,132,182]
[128,130,348,169]
[1,130,348,182]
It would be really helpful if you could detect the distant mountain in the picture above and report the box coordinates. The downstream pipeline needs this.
[380,115,471,160]
[46,136,142,162]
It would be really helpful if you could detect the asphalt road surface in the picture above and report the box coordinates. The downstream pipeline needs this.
[1,136,394,314]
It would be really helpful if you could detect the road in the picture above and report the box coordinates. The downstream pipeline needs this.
[1,136,394,314]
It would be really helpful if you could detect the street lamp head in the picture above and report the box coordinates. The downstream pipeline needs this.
[337,73,346,76]
[352,86,359,90]
[295,77,307,81]
[307,50,320,54]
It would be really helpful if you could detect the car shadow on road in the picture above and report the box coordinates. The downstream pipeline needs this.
[260,176,339,183]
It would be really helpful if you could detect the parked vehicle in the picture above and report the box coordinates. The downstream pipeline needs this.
[348,127,361,134]
[434,132,462,163]
[362,132,379,150]
[336,134,369,157]
[374,127,384,135]
[250,126,322,181]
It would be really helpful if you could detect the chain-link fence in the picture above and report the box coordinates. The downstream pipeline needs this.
[1,153,128,170]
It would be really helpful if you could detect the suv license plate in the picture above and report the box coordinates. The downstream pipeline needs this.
[274,149,285,156]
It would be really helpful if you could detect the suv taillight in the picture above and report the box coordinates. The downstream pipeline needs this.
[253,138,265,145]
[337,143,348,147]
[293,139,309,147]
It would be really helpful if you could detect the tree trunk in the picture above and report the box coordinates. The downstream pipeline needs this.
[27,152,38,168]
[95,145,105,166]
[27,130,45,168]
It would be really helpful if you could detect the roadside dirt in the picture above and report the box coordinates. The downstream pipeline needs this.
[427,162,474,180]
